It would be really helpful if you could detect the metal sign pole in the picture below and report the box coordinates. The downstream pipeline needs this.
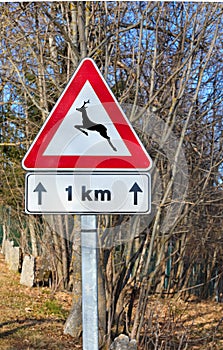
[81,215,99,350]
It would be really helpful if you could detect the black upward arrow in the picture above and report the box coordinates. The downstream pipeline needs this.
[129,182,143,205]
[33,182,47,205]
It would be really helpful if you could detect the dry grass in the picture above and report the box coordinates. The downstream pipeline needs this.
[1,253,223,349]
[139,296,223,349]
[0,254,81,350]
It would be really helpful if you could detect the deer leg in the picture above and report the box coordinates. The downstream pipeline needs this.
[107,138,117,152]
[75,125,88,136]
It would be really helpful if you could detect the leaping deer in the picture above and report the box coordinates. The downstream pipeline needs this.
[75,100,117,152]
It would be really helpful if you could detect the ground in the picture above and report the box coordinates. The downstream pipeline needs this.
[0,253,80,350]
[142,296,223,349]
[0,253,223,349]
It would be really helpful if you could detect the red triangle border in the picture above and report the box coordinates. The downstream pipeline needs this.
[22,58,152,171]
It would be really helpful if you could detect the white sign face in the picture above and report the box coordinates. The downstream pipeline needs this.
[22,58,152,171]
[43,81,131,157]
[25,172,151,214]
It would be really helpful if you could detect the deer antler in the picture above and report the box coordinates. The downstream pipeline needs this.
[81,99,90,108]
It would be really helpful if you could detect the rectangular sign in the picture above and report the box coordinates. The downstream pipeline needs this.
[25,172,151,214]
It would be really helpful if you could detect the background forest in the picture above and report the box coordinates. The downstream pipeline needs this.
[0,2,223,349]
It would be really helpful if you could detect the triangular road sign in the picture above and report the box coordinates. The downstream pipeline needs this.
[22,58,152,171]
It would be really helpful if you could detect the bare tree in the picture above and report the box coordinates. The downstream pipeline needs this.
[0,2,222,349]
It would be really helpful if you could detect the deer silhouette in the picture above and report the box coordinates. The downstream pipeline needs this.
[75,100,117,152]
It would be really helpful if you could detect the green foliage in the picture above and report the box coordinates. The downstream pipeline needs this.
[39,299,67,319]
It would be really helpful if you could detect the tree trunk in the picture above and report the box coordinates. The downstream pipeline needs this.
[29,216,38,257]
[64,215,82,337]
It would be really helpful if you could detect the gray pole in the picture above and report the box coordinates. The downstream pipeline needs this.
[81,215,99,350]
